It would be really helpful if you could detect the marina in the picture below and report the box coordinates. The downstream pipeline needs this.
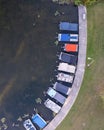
[19,3,86,130]
[0,1,79,129]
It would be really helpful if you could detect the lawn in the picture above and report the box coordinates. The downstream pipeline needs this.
[56,2,104,130]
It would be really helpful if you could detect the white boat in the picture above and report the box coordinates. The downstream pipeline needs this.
[23,119,36,130]
[44,99,61,113]
[58,62,76,74]
[56,72,74,83]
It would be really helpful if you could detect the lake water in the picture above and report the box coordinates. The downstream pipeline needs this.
[0,0,78,129]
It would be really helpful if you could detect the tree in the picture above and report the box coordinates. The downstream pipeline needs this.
[74,0,83,5]
[83,0,97,5]
[74,0,98,6]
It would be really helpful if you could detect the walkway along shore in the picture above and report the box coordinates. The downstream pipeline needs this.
[43,5,87,130]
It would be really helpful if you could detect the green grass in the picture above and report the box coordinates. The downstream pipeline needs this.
[56,2,104,130]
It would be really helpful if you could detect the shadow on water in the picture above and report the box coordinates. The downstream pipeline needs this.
[0,0,78,129]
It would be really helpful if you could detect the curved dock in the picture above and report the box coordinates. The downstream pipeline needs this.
[43,5,87,130]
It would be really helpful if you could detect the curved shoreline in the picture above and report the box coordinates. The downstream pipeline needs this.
[43,5,87,130]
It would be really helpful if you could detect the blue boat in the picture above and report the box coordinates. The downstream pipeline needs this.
[32,114,47,129]
[59,22,78,31]
[58,33,78,42]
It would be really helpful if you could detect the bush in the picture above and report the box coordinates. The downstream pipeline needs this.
[74,0,83,5]
[52,0,73,4]
[83,0,97,5]
[74,0,98,6]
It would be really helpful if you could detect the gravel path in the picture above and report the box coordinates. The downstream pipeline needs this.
[43,5,87,130]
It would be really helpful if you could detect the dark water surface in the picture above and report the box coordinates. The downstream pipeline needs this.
[0,0,78,129]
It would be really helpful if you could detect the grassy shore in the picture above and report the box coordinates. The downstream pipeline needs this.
[56,2,104,130]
